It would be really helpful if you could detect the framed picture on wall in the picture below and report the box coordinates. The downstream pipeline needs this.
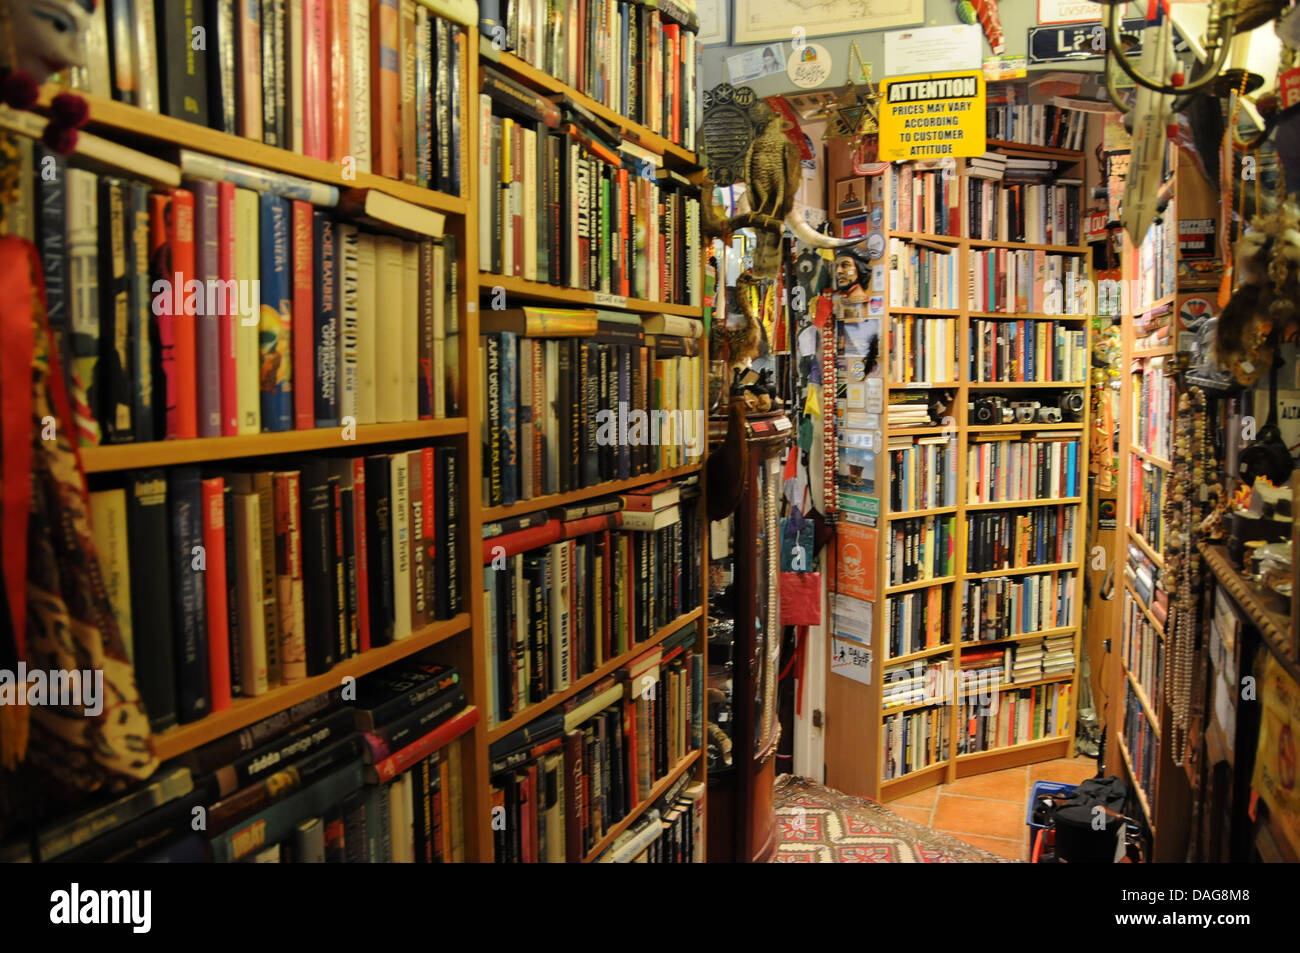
[698,0,729,45]
[732,0,921,44]
[833,177,866,215]
[840,214,870,239]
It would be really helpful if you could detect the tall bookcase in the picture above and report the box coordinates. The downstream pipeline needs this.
[825,141,1091,803]
[466,38,709,861]
[25,6,706,863]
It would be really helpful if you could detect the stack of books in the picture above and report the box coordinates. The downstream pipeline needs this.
[886,316,958,383]
[886,393,937,429]
[90,449,462,730]
[887,239,959,310]
[1008,641,1044,684]
[1042,633,1076,679]
[888,434,958,512]
[891,162,960,235]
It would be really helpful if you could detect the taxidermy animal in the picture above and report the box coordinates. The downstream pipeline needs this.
[726,271,763,367]
[722,113,863,278]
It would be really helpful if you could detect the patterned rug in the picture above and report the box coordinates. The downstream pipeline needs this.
[772,774,1016,863]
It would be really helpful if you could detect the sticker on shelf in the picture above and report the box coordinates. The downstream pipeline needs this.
[593,292,628,308]
[831,638,873,685]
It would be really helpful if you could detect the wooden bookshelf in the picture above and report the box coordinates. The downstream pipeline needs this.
[152,614,472,761]
[81,420,470,473]
[480,463,704,521]
[477,273,705,317]
[584,749,701,861]
[824,141,1091,802]
[36,87,468,216]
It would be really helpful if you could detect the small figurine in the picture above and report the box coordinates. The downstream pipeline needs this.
[0,0,94,152]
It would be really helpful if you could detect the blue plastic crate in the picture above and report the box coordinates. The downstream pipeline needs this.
[1027,780,1077,829]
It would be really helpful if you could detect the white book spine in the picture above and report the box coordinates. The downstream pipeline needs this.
[390,453,412,639]
[432,241,447,419]
[234,188,261,434]
[549,541,571,689]
[477,94,493,268]
[337,223,360,421]
[354,232,377,423]
[523,127,538,282]
[348,0,372,174]
[374,236,405,422]
[131,0,160,112]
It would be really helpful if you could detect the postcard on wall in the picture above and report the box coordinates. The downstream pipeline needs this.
[733,0,922,45]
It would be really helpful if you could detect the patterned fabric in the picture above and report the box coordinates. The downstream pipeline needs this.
[1,237,156,796]
[773,774,1015,863]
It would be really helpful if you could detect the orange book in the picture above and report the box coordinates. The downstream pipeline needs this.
[370,0,401,179]
[326,0,351,162]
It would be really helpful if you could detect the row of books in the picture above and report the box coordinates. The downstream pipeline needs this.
[478,90,701,303]
[882,659,952,710]
[1133,359,1175,461]
[595,775,704,862]
[487,625,702,861]
[887,434,958,513]
[1123,684,1158,804]
[32,153,457,449]
[90,449,462,731]
[966,436,1081,503]
[481,478,702,728]
[885,514,957,586]
[964,504,1078,574]
[984,103,1088,151]
[1125,542,1164,615]
[886,316,957,384]
[68,0,467,190]
[478,308,703,505]
[960,570,1077,643]
[883,584,952,661]
[956,682,1073,754]
[4,666,475,862]
[965,176,1083,247]
[888,240,959,310]
[890,162,959,236]
[1129,462,1166,554]
[882,706,949,780]
[1132,201,1178,311]
[483,0,700,149]
[969,319,1087,383]
[968,248,1089,315]
[1124,592,1165,716]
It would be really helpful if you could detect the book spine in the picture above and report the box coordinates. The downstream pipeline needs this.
[407,449,426,631]
[348,0,372,173]
[258,193,293,432]
[260,0,282,145]
[223,486,243,696]
[128,471,177,731]
[399,0,418,185]
[127,181,155,441]
[352,457,372,652]
[391,453,412,639]
[98,177,133,444]
[371,0,401,179]
[312,212,339,426]
[234,188,261,434]
[158,0,210,124]
[442,446,461,616]
[193,181,222,438]
[66,168,100,447]
[130,0,161,112]
[300,463,339,675]
[337,224,361,423]
[292,202,314,429]
[303,0,328,158]
[326,0,352,161]
[209,0,239,134]
[365,455,396,646]
[214,182,238,436]
[202,477,232,713]
[169,467,210,723]
[275,472,309,681]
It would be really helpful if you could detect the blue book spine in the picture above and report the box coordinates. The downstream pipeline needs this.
[168,466,210,723]
[258,192,293,431]
[312,211,338,427]
[500,330,519,506]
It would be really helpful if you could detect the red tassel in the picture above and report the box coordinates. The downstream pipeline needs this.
[41,123,79,155]
[0,69,38,110]
[50,92,90,128]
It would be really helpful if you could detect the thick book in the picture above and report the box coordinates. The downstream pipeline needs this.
[365,706,479,783]
[273,471,308,681]
[168,467,211,723]
[312,211,338,426]
[127,470,177,732]
[364,454,396,647]
[351,662,460,730]
[88,489,134,662]
[359,684,467,763]
[36,765,194,862]
[215,181,238,435]
[126,181,155,442]
[66,168,99,447]
[206,0,239,134]
[210,707,356,797]
[207,735,362,835]
[337,188,445,238]
[184,688,341,775]
[157,0,210,125]
[233,187,261,434]
[337,224,361,423]
[370,0,401,179]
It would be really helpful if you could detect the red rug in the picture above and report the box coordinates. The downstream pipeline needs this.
[773,774,1015,863]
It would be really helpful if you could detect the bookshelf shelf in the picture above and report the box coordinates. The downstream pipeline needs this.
[481,463,704,522]
[967,381,1087,389]
[887,426,953,437]
[477,273,704,317]
[484,48,700,169]
[1134,345,1176,358]
[37,87,469,217]
[882,698,949,716]
[583,748,701,862]
[887,382,958,391]
[151,613,473,762]
[964,561,1080,581]
[956,734,1072,763]
[886,506,958,521]
[1127,527,1164,569]
[967,423,1084,434]
[885,575,958,595]
[1115,736,1155,828]
[967,238,1087,254]
[993,672,1076,692]
[984,140,1085,161]
[1123,579,1166,639]
[81,420,471,473]
[959,625,1078,648]
[965,496,1083,511]
[968,311,1089,321]
[485,607,703,742]
[889,306,961,316]
[1124,667,1162,739]
[880,761,948,795]
[884,643,956,665]
[1135,293,1177,317]
[890,231,961,244]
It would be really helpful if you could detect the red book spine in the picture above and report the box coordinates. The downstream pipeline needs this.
[480,520,563,564]
[303,0,328,159]
[217,183,238,436]
[600,529,612,663]
[170,189,198,439]
[563,729,583,862]
[371,0,400,179]
[291,200,314,429]
[148,195,178,437]
[202,477,232,713]
[560,512,623,540]
[421,446,435,607]
[326,0,351,162]
[370,705,479,780]
[352,457,371,653]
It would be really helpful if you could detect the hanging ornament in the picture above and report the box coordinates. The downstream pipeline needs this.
[956,0,1005,56]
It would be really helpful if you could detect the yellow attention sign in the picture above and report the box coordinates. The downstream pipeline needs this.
[878,70,987,161]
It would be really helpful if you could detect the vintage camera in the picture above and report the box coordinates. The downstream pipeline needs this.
[969,396,1013,425]
[1011,400,1041,424]
[1036,405,1063,423]
[1058,391,1086,422]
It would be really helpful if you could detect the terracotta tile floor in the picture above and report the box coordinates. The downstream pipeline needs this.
[884,755,1099,861]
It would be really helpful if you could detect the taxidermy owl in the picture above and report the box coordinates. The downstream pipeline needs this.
[719,113,863,278]
[1216,195,1300,385]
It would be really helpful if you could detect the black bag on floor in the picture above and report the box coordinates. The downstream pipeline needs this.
[1049,776,1128,863]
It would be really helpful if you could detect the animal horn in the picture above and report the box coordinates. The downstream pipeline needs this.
[784,205,866,250]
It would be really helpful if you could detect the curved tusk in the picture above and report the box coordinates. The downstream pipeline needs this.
[784,208,866,250]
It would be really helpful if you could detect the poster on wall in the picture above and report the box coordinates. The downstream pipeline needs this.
[698,0,728,45]
[732,0,922,44]
[882,24,981,77]
[1251,654,1300,857]
[877,71,987,161]
[833,521,877,602]
[1037,0,1102,24]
